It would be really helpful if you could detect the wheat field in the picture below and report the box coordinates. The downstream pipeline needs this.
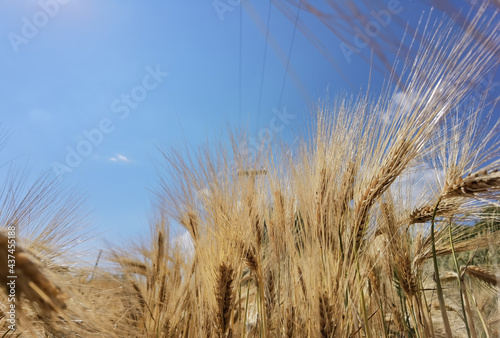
[1,3,500,338]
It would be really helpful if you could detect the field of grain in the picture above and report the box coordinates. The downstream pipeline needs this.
[1,3,499,338]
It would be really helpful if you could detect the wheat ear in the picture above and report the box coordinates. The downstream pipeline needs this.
[443,169,500,198]
[0,232,67,313]
[216,263,234,336]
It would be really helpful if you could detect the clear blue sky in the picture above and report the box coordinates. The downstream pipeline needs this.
[0,0,495,244]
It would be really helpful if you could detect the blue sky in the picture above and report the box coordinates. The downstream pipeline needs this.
[0,0,496,245]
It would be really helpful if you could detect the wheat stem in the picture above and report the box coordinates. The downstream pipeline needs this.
[448,218,473,338]
[430,198,452,338]
[465,287,490,338]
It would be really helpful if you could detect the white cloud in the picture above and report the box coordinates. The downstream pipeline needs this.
[174,231,194,257]
[381,91,420,126]
[197,187,211,201]
[390,163,444,208]
[109,154,130,163]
